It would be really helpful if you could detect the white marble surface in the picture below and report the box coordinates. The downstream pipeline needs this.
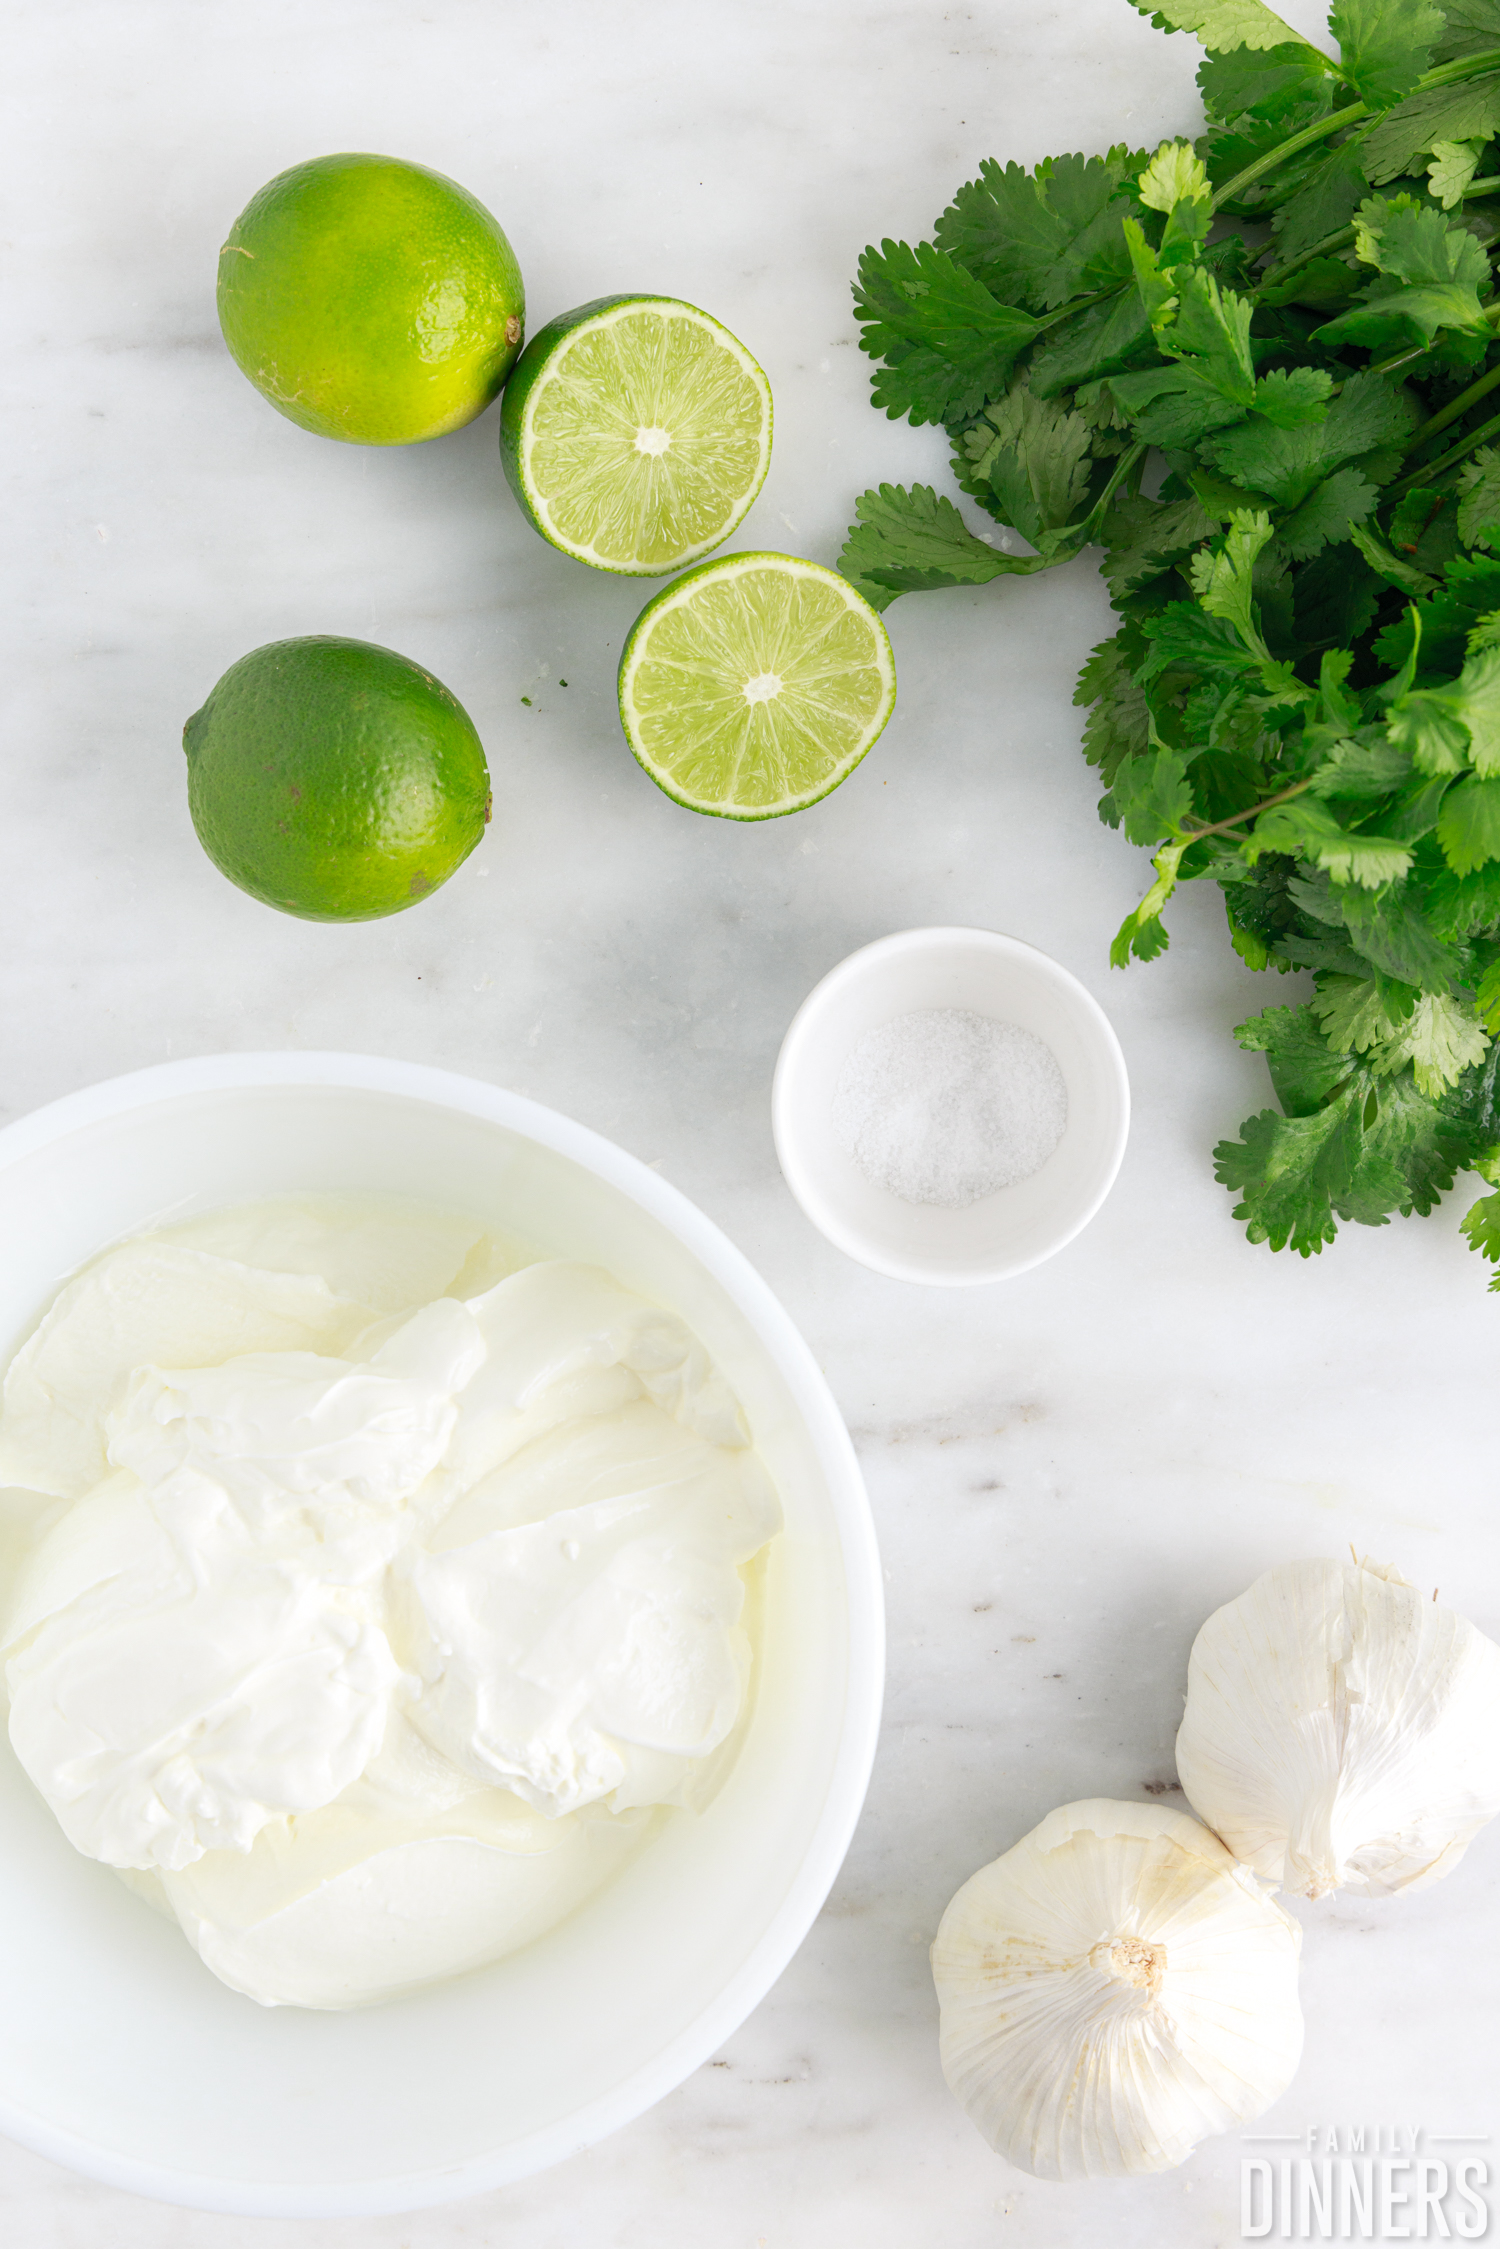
[4,0,1499,2239]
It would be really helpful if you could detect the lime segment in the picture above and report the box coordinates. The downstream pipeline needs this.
[501,297,772,575]
[618,554,897,819]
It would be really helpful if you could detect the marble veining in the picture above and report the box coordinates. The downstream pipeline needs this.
[3,0,1498,2240]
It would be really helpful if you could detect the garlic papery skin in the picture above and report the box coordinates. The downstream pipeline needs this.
[931,1800,1303,2181]
[1176,1557,1500,1902]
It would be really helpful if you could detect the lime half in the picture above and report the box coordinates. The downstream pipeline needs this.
[500,295,772,575]
[618,553,897,819]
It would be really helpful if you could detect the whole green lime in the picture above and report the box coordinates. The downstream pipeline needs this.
[183,637,492,920]
[217,153,525,445]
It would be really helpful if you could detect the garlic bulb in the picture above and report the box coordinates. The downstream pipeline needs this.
[931,1799,1303,2180]
[1176,1557,1500,1901]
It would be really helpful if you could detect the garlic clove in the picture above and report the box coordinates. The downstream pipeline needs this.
[931,1799,1303,2181]
[1176,1558,1500,1901]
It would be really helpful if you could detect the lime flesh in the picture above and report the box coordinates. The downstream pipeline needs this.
[501,296,772,574]
[618,554,897,818]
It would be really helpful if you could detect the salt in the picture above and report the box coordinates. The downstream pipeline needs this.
[831,1008,1067,1209]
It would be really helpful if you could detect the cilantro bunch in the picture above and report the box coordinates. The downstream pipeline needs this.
[841,0,1500,1279]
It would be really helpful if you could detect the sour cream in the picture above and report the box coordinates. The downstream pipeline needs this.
[0,1201,780,2009]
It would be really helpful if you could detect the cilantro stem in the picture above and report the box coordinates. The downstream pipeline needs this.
[1405,357,1500,451]
[1212,102,1368,215]
[1395,400,1500,489]
[1255,223,1356,296]
[1180,778,1314,843]
[1212,47,1500,218]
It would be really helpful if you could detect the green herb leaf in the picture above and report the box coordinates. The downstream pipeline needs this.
[854,240,1041,425]
[933,149,1142,313]
[1099,492,1219,597]
[964,382,1095,542]
[1434,0,1500,65]
[1362,71,1500,179]
[1111,839,1187,964]
[1460,1188,1500,1283]
[1457,447,1500,547]
[1437,772,1500,868]
[1236,1001,1357,1109]
[1214,1097,1355,1251]
[1076,630,1154,780]
[1109,744,1197,841]
[1245,795,1416,884]
[837,483,1025,608]
[1329,0,1444,108]
[1391,642,1500,772]
[1128,0,1315,50]
[1198,40,1332,122]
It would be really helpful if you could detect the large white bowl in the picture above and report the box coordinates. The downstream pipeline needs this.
[0,1054,884,2218]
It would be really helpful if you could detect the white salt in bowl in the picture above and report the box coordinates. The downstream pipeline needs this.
[0,1054,883,2216]
[772,928,1129,1285]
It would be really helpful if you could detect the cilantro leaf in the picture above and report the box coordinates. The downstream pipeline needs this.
[1339,877,1466,986]
[1362,70,1500,181]
[1128,0,1315,50]
[1076,630,1153,781]
[934,150,1141,314]
[1029,286,1155,395]
[1427,859,1500,934]
[1214,1098,1355,1252]
[1329,0,1444,108]
[1314,199,1492,349]
[1308,734,1415,798]
[1108,745,1197,842]
[1251,367,1336,427]
[1198,41,1332,122]
[1355,199,1492,289]
[1391,643,1500,774]
[854,240,1041,426]
[1294,540,1383,646]
[1111,839,1187,965]
[1099,492,1218,598]
[1457,448,1500,548]
[1246,795,1416,884]
[1278,467,1381,558]
[1460,1188,1500,1284]
[1188,507,1275,639]
[1371,991,1492,1092]
[1437,773,1500,870]
[962,382,1095,542]
[1310,973,1419,1052]
[1137,601,1269,682]
[1434,0,1500,64]
[1338,1071,1471,1217]
[1198,372,1409,512]
[837,484,1026,608]
[1236,1001,1361,1110]
[1268,142,1371,268]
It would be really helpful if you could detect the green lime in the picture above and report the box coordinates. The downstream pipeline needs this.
[217,154,524,446]
[183,637,491,920]
[500,295,772,575]
[617,553,897,819]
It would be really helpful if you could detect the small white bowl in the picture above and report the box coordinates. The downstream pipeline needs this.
[0,1054,883,2217]
[772,928,1129,1285]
